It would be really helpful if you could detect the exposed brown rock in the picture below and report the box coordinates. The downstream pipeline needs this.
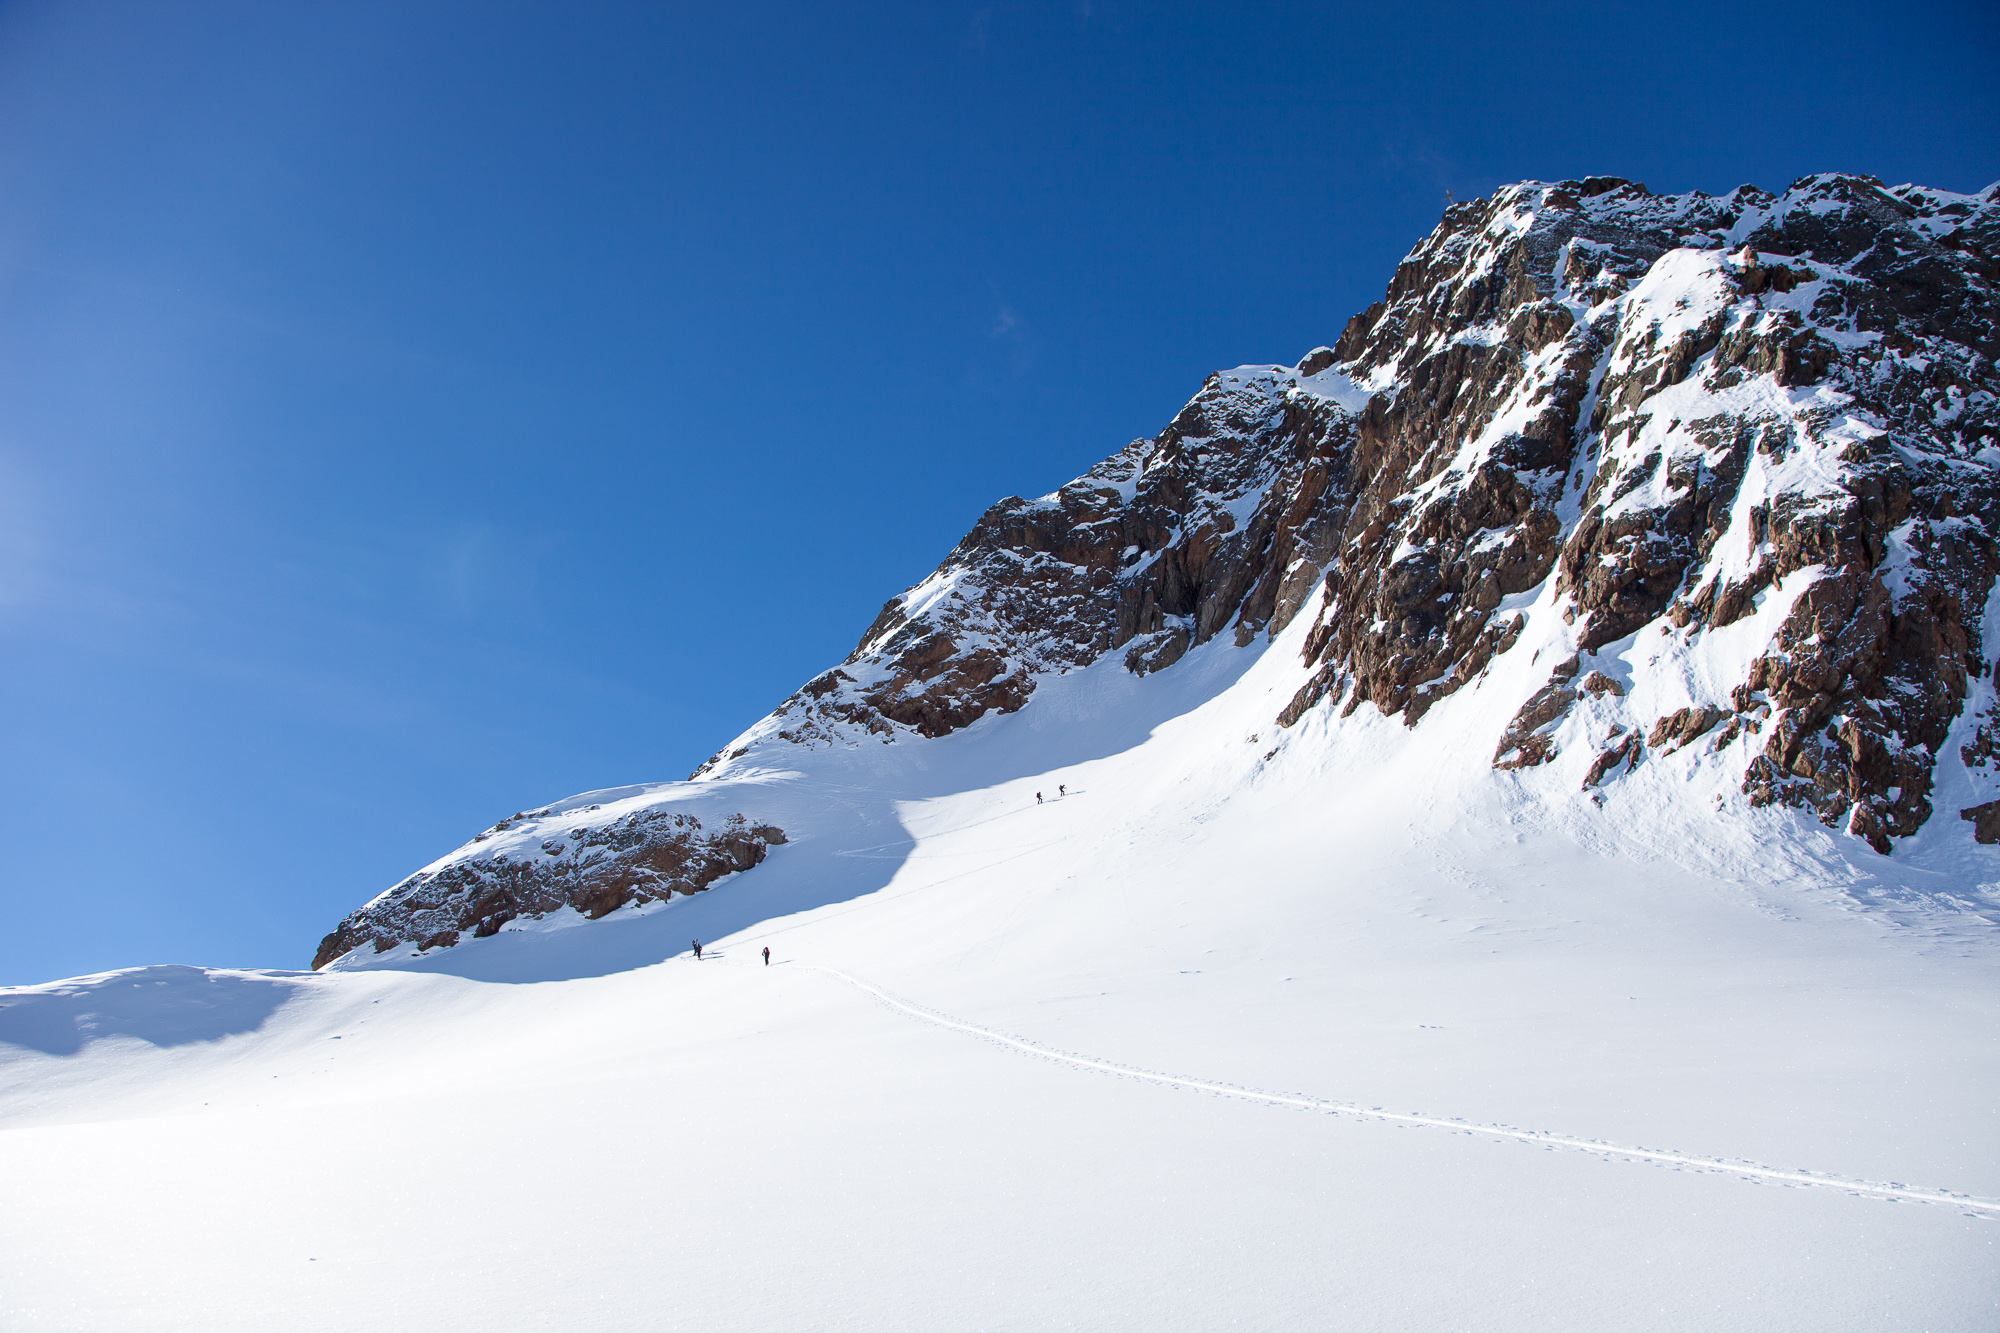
[1648,707,1727,753]
[1584,731,1643,787]
[1289,173,2000,850]
[1578,671,1625,697]
[1961,801,2000,845]
[695,370,1358,769]
[312,811,785,970]
[1496,666,1580,769]
[1124,627,1191,677]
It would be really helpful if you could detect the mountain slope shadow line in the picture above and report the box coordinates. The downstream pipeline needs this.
[0,965,297,1056]
[334,638,1268,985]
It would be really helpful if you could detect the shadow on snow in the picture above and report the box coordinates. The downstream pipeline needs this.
[343,638,1269,985]
[0,965,299,1055]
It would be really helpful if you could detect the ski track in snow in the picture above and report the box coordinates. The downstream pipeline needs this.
[791,960,2000,1217]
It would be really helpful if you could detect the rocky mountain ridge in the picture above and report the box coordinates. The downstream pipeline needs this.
[701,172,2000,855]
[312,801,785,969]
[316,170,2000,967]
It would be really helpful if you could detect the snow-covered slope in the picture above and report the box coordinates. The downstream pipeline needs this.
[5,176,2000,1331]
[5,623,1997,1330]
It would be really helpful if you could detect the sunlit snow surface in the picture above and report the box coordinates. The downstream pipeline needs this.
[3,596,1997,1331]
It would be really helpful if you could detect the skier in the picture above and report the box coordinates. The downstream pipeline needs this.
[1036,792,1043,804]
[693,939,702,961]
[1059,784,1066,796]
[762,946,771,966]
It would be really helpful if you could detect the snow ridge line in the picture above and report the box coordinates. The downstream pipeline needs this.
[801,963,2000,1215]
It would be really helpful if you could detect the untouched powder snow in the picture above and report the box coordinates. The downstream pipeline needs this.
[3,605,1997,1332]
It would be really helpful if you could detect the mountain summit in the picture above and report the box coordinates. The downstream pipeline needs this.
[317,172,2000,966]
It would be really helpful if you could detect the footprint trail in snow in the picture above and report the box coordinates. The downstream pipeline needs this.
[781,959,2000,1217]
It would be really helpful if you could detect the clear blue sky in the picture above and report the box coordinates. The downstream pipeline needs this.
[1,0,1994,983]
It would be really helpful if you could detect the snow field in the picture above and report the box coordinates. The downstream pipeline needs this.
[4,619,1998,1329]
[2,952,1992,1333]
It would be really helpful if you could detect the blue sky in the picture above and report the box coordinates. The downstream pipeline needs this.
[1,0,1994,983]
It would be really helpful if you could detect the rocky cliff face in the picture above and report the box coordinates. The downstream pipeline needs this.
[703,173,2000,856]
[313,803,785,969]
[1281,174,2000,852]
[694,364,1362,763]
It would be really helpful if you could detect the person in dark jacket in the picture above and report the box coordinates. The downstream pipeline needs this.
[693,939,702,960]
[762,946,771,966]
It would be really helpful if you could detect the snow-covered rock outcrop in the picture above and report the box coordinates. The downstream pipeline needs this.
[1290,174,2000,852]
[691,364,1359,759]
[312,795,784,969]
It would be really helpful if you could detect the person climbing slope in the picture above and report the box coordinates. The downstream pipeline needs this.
[762,946,770,966]
[693,939,702,961]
